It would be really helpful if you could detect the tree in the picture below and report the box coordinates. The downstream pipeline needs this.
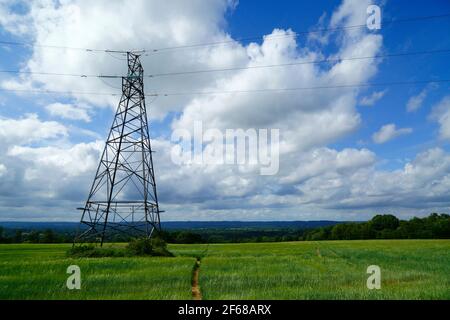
[42,229,55,243]
[331,224,348,240]
[370,214,400,231]
[308,229,327,241]
[14,230,23,243]
[433,217,450,238]
[0,226,5,243]
[359,223,375,239]
[175,231,203,244]
[27,231,40,243]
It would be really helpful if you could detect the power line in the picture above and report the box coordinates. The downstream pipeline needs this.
[0,39,130,54]
[1,79,448,98]
[144,13,450,54]
[1,48,449,79]
[99,77,122,90]
[0,69,122,78]
[155,79,450,96]
[0,13,449,55]
[0,87,123,97]
[146,48,450,78]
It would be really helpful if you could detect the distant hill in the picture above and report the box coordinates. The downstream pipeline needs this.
[164,220,341,229]
[0,220,341,231]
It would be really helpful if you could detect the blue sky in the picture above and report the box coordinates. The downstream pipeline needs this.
[0,0,449,221]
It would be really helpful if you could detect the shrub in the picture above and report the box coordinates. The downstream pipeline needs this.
[126,238,153,256]
[151,236,174,257]
[126,236,173,257]
[67,237,174,258]
[67,244,126,258]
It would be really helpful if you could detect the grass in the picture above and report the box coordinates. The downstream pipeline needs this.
[0,244,193,299]
[192,240,450,299]
[0,240,449,299]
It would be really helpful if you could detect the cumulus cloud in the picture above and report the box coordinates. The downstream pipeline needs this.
[0,114,102,219]
[280,148,376,184]
[406,84,436,112]
[45,102,91,122]
[0,0,31,35]
[0,0,244,117]
[173,27,382,154]
[372,123,412,144]
[430,96,450,141]
[406,90,427,112]
[229,146,450,222]
[8,142,103,178]
[332,148,450,210]
[359,90,386,106]
[0,113,67,146]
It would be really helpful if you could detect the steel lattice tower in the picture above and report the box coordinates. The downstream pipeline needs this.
[75,52,161,245]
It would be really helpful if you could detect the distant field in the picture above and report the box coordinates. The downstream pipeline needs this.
[0,240,449,299]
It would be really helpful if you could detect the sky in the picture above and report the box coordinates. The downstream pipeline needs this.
[0,0,449,222]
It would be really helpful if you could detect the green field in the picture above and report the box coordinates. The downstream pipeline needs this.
[0,240,449,299]
[0,244,194,299]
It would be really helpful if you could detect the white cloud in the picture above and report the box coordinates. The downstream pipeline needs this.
[360,90,386,106]
[0,0,32,35]
[0,0,244,117]
[45,102,91,122]
[406,90,427,112]
[430,96,450,141]
[372,123,412,144]
[0,114,100,217]
[280,148,376,184]
[231,146,450,221]
[173,27,382,154]
[335,148,450,210]
[258,147,450,213]
[330,0,371,36]
[0,163,6,177]
[8,141,103,178]
[406,84,437,112]
[0,113,67,146]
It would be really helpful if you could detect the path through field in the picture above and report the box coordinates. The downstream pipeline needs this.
[191,258,202,300]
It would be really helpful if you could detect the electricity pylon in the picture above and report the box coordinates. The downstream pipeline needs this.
[75,52,161,246]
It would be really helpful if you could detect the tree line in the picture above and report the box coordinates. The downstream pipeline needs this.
[302,213,450,241]
[0,213,448,244]
[0,228,66,244]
